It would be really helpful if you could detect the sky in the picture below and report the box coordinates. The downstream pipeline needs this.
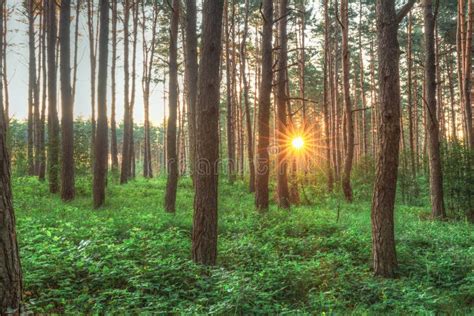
[6,2,167,125]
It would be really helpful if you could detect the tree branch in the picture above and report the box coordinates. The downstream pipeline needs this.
[396,0,416,25]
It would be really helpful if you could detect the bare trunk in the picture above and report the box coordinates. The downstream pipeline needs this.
[255,0,273,211]
[423,0,446,219]
[60,0,75,201]
[110,0,118,171]
[192,0,224,266]
[93,0,109,208]
[164,0,180,213]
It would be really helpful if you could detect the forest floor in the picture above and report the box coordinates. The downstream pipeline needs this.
[13,176,474,314]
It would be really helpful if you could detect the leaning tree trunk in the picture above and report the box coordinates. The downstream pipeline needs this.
[164,0,180,213]
[192,0,224,266]
[93,0,109,208]
[423,0,446,219]
[276,0,290,209]
[371,0,415,278]
[255,0,273,211]
[47,0,59,194]
[60,0,75,201]
[0,27,23,310]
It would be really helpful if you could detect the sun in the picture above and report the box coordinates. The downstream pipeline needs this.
[291,136,305,150]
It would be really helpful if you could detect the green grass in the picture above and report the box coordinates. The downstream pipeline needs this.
[13,176,474,314]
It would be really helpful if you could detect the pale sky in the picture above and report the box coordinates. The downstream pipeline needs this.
[6,2,167,125]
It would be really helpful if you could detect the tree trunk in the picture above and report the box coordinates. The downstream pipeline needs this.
[407,12,417,176]
[463,0,473,148]
[0,95,22,316]
[164,0,180,213]
[93,0,109,208]
[192,0,224,266]
[120,0,131,184]
[27,0,36,176]
[423,0,446,219]
[255,0,273,211]
[240,0,255,193]
[110,0,119,172]
[323,0,333,192]
[340,0,354,202]
[38,8,47,181]
[87,0,97,160]
[47,0,59,194]
[184,0,198,183]
[60,0,75,201]
[276,0,290,209]
[372,0,414,278]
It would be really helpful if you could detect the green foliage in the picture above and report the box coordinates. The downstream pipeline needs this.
[14,177,473,314]
[442,142,474,220]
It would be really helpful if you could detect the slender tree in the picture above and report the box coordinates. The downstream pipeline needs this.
[47,0,59,194]
[120,0,131,184]
[340,0,354,202]
[255,0,273,211]
[276,0,290,209]
[27,0,36,175]
[185,0,198,183]
[164,0,180,213]
[323,0,333,192]
[423,0,445,219]
[110,0,118,172]
[60,0,75,201]
[225,1,236,183]
[93,0,109,208]
[371,0,415,278]
[192,0,224,266]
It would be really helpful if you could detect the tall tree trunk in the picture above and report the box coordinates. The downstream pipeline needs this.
[27,0,36,176]
[38,8,47,181]
[110,0,118,172]
[129,2,138,179]
[240,0,255,192]
[192,0,224,266]
[446,52,457,142]
[407,12,417,176]
[224,1,236,183]
[120,0,131,184]
[47,0,59,194]
[255,0,273,211]
[141,0,158,178]
[463,0,473,148]
[423,0,446,219]
[60,0,75,201]
[93,0,109,208]
[372,0,414,278]
[340,0,354,202]
[87,0,97,160]
[276,0,290,209]
[164,0,180,213]
[0,82,22,315]
[184,0,198,183]
[323,0,333,192]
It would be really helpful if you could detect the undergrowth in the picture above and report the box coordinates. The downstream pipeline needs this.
[13,176,474,314]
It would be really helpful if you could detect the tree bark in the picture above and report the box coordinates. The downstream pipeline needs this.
[192,0,224,265]
[120,0,131,184]
[276,0,290,209]
[340,0,354,202]
[164,0,180,213]
[184,0,198,183]
[255,0,273,211]
[27,0,36,176]
[110,0,119,172]
[47,0,60,194]
[371,0,414,278]
[423,0,446,219]
[93,0,109,208]
[323,0,333,192]
[60,0,75,201]
[0,94,22,316]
